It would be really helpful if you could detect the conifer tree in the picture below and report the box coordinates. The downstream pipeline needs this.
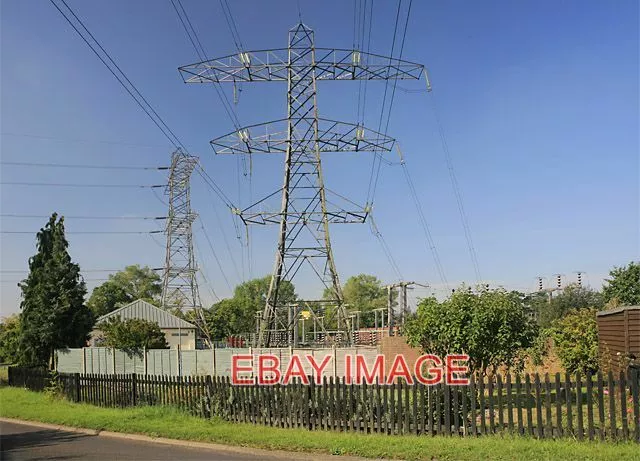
[19,213,93,366]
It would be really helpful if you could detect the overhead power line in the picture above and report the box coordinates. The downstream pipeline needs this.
[1,230,162,235]
[382,0,413,137]
[218,0,245,52]
[367,0,413,206]
[396,145,449,289]
[369,214,404,281]
[192,238,221,302]
[1,132,167,148]
[1,182,163,188]
[50,0,234,209]
[1,278,110,283]
[198,220,233,292]
[1,161,168,170]
[365,0,403,207]
[359,0,374,125]
[0,269,120,273]
[50,0,185,150]
[170,0,241,130]
[428,92,482,282]
[195,163,235,209]
[1,214,166,220]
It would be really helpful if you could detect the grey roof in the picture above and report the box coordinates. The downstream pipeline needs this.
[96,299,196,329]
[596,305,640,317]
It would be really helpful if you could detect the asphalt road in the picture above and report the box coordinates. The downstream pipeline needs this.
[0,421,300,461]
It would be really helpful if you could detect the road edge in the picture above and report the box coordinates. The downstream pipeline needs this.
[0,417,378,461]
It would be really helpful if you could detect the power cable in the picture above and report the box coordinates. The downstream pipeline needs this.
[192,237,221,302]
[218,0,244,52]
[50,0,185,150]
[368,0,413,205]
[1,214,166,220]
[50,0,234,209]
[428,92,482,282]
[382,0,413,137]
[1,182,163,188]
[1,161,167,170]
[199,175,243,283]
[195,163,235,209]
[1,132,167,148]
[399,155,448,288]
[198,221,233,292]
[1,278,110,283]
[1,230,163,235]
[170,0,241,130]
[365,0,402,206]
[0,269,120,273]
[171,0,248,177]
[369,214,403,281]
[359,0,374,125]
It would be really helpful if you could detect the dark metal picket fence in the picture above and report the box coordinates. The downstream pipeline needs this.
[8,367,640,441]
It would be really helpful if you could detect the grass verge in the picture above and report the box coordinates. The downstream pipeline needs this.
[0,387,637,461]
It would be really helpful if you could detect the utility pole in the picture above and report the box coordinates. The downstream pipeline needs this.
[161,149,210,346]
[384,281,429,336]
[180,23,427,347]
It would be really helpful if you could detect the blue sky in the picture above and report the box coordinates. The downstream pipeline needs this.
[1,0,638,314]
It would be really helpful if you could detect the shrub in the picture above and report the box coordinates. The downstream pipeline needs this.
[551,308,599,375]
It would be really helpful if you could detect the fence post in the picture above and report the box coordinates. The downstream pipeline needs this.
[7,366,12,386]
[307,377,313,430]
[111,348,116,374]
[74,373,81,403]
[177,345,181,377]
[131,373,137,406]
[82,347,86,375]
[212,344,217,377]
[143,347,148,376]
[332,345,337,378]
[205,374,212,418]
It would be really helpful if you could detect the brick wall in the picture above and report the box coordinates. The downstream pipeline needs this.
[379,335,422,374]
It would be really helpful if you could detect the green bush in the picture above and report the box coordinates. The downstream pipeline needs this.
[551,308,599,375]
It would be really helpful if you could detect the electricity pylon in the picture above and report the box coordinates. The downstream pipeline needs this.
[161,149,200,310]
[180,23,427,347]
[160,149,211,347]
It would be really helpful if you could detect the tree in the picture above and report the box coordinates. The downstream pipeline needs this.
[324,274,393,327]
[201,276,297,340]
[0,315,21,363]
[603,261,640,306]
[202,299,246,341]
[234,275,296,314]
[551,308,599,374]
[87,265,161,317]
[405,288,538,375]
[19,214,93,366]
[97,317,168,353]
[535,284,604,327]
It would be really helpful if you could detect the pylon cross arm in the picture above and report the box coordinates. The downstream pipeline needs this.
[179,48,425,83]
[210,118,395,155]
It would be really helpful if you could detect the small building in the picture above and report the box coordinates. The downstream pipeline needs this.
[90,299,197,350]
[596,306,640,374]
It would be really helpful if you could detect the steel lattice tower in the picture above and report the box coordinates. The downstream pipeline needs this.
[180,23,426,347]
[161,149,200,311]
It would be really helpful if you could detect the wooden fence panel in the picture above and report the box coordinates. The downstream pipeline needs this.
[6,366,640,442]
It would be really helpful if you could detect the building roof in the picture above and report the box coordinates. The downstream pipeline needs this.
[95,299,196,329]
[596,305,640,317]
